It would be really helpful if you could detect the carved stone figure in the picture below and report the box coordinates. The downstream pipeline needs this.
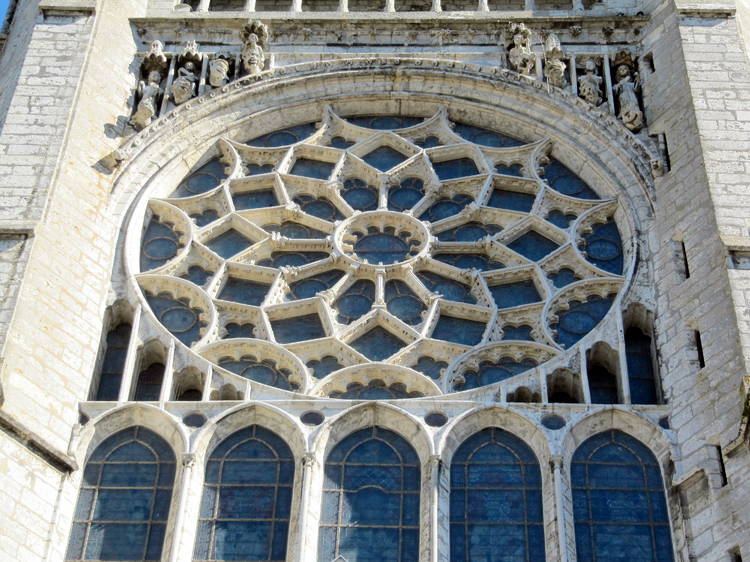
[241,21,269,76]
[208,54,231,88]
[172,62,197,105]
[613,64,643,132]
[544,33,567,88]
[130,70,162,130]
[578,58,603,106]
[507,23,535,76]
[142,40,168,76]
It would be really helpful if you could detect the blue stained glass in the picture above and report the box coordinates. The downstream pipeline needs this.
[206,229,254,259]
[307,355,344,378]
[503,324,534,340]
[288,270,345,300]
[450,428,544,562]
[419,194,473,222]
[218,356,294,390]
[195,426,293,561]
[385,280,425,325]
[548,268,579,288]
[626,328,658,404]
[432,158,480,180]
[218,277,271,306]
[233,188,278,210]
[488,189,535,212]
[495,163,524,177]
[434,253,505,271]
[488,279,541,309]
[546,209,577,229]
[588,365,618,404]
[453,124,523,147]
[190,209,219,227]
[412,356,447,380]
[437,222,502,242]
[432,315,485,346]
[388,177,424,211]
[94,323,131,401]
[224,322,255,338]
[293,194,344,221]
[271,313,325,343]
[263,221,327,239]
[247,163,275,175]
[354,232,413,265]
[572,430,674,562]
[330,380,422,399]
[417,270,476,304]
[172,158,225,198]
[181,265,213,286]
[145,294,205,345]
[456,358,538,390]
[507,230,559,261]
[346,115,423,129]
[363,146,408,171]
[330,136,355,149]
[415,136,441,148]
[350,326,406,361]
[256,251,328,268]
[552,295,614,348]
[247,123,317,146]
[582,219,624,275]
[67,427,174,562]
[335,280,375,323]
[543,159,599,200]
[320,427,420,562]
[289,158,334,180]
[140,218,182,271]
[341,177,379,211]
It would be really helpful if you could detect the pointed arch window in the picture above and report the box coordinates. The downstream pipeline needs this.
[194,425,294,561]
[572,430,674,561]
[65,426,175,561]
[319,427,420,562]
[449,427,545,561]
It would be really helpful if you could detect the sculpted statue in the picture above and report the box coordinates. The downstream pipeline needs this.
[241,21,269,77]
[543,32,567,88]
[172,61,197,105]
[131,70,162,130]
[208,54,232,88]
[578,58,603,106]
[142,40,167,75]
[508,23,535,76]
[613,64,643,132]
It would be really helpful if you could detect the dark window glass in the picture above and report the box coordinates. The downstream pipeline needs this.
[140,217,182,272]
[419,194,473,222]
[551,295,614,348]
[507,230,559,261]
[488,279,541,309]
[288,270,345,300]
[433,253,505,271]
[181,265,213,287]
[335,280,375,324]
[626,328,658,404]
[134,363,164,401]
[455,358,537,390]
[194,426,294,561]
[450,428,544,562]
[431,158,479,180]
[453,124,523,147]
[66,427,175,561]
[581,219,624,275]
[346,116,423,129]
[412,356,448,380]
[145,294,206,346]
[190,209,220,227]
[307,356,344,378]
[502,324,534,341]
[293,194,344,221]
[223,322,255,339]
[548,268,579,288]
[385,280,425,325]
[172,158,225,198]
[572,430,674,562]
[487,189,535,212]
[319,427,420,562]
[256,251,328,268]
[289,158,334,180]
[341,178,378,211]
[587,364,618,404]
[495,163,524,176]
[218,277,271,306]
[233,189,279,210]
[94,323,132,401]
[247,124,317,147]
[437,221,502,242]
[546,209,577,229]
[218,357,295,391]
[353,232,412,265]
[388,177,424,211]
[205,229,254,259]
[350,327,406,361]
[417,271,476,304]
[262,221,327,239]
[432,315,486,346]
[329,380,423,399]
[542,159,599,200]
[270,313,326,343]
[363,146,408,171]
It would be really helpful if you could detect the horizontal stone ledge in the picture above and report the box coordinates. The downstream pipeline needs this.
[0,409,78,473]
[39,0,96,15]
[0,220,36,235]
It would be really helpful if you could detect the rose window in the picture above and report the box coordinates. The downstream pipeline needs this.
[132,108,626,398]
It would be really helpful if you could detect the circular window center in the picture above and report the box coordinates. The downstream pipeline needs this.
[354,233,410,264]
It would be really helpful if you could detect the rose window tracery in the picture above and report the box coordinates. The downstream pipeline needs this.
[132,107,627,398]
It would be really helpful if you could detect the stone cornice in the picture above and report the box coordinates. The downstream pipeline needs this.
[39,0,96,15]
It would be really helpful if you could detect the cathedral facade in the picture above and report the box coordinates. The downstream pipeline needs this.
[0,0,749,560]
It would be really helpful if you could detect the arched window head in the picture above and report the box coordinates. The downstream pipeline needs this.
[194,425,294,561]
[450,428,545,561]
[319,427,420,561]
[572,430,674,561]
[65,426,175,561]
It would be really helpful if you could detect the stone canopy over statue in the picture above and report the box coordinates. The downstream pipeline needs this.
[241,21,269,77]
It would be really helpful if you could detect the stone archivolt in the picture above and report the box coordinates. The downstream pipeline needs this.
[129,106,629,400]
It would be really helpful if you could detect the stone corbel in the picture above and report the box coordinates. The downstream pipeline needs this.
[39,0,96,15]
